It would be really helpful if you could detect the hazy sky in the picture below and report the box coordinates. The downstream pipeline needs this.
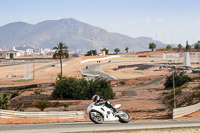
[1,0,200,45]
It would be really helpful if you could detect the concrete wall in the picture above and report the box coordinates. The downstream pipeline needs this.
[173,102,200,119]
[0,109,86,119]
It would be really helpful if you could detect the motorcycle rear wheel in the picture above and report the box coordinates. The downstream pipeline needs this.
[89,111,104,124]
[117,111,130,123]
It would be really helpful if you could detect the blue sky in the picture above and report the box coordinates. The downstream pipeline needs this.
[1,0,200,45]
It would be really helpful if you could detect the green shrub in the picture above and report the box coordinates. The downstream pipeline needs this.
[0,92,9,109]
[10,92,19,99]
[63,103,69,111]
[192,85,200,90]
[164,72,192,89]
[34,88,43,95]
[122,91,126,96]
[16,102,24,111]
[35,99,51,111]
[52,77,115,100]
[162,91,169,95]
[119,81,126,85]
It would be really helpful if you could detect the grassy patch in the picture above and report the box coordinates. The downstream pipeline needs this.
[163,81,200,109]
[14,79,34,82]
[192,85,200,90]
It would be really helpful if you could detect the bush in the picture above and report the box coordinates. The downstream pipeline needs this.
[63,103,69,111]
[52,77,115,100]
[0,92,9,109]
[119,81,126,85]
[164,72,192,89]
[10,92,19,99]
[35,99,51,111]
[16,102,24,111]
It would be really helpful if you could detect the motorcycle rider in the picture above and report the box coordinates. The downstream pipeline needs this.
[92,95,117,112]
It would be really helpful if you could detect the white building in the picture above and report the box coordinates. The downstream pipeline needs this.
[0,50,18,59]
[43,48,52,55]
[25,49,34,55]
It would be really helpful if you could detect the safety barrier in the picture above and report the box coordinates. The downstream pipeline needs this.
[80,55,120,63]
[0,109,86,119]
[0,83,54,91]
[173,102,200,119]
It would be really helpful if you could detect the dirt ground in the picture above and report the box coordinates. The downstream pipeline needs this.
[0,118,89,124]
[0,53,200,124]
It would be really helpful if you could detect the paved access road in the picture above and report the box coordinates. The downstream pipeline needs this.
[1,120,200,133]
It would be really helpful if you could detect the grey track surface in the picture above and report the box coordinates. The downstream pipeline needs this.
[35,59,69,72]
[127,77,165,90]
[80,60,153,80]
[0,59,69,71]
[80,62,116,80]
[0,60,53,67]
[1,120,200,133]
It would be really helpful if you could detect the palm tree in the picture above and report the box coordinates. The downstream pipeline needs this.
[35,99,51,111]
[53,42,69,78]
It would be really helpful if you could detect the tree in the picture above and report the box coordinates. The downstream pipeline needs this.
[0,92,9,109]
[52,77,115,100]
[149,43,156,51]
[114,48,120,54]
[185,41,191,52]
[164,72,192,89]
[178,44,183,51]
[53,42,69,78]
[85,50,97,56]
[125,47,129,53]
[194,42,200,51]
[35,99,51,111]
[101,48,109,55]
[166,45,172,50]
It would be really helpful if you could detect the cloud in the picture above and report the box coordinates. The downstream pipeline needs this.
[155,18,164,23]
[145,16,152,23]
[144,16,164,24]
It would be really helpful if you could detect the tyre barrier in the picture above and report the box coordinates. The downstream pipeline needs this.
[138,55,147,57]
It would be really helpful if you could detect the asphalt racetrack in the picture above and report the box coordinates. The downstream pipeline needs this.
[1,120,200,133]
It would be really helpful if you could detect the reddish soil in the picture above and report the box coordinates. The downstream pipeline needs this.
[0,53,199,124]
[0,118,89,124]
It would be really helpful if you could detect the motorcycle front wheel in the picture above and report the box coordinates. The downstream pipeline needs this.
[117,111,130,123]
[89,111,104,124]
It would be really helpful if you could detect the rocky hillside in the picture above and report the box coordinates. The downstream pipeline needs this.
[0,18,165,52]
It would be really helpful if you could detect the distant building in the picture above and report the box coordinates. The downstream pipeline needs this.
[33,48,43,55]
[43,48,51,55]
[25,49,34,55]
[0,50,18,59]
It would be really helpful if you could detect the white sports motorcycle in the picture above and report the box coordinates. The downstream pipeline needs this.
[87,102,130,124]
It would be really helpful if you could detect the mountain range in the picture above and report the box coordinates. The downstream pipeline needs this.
[0,18,165,53]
